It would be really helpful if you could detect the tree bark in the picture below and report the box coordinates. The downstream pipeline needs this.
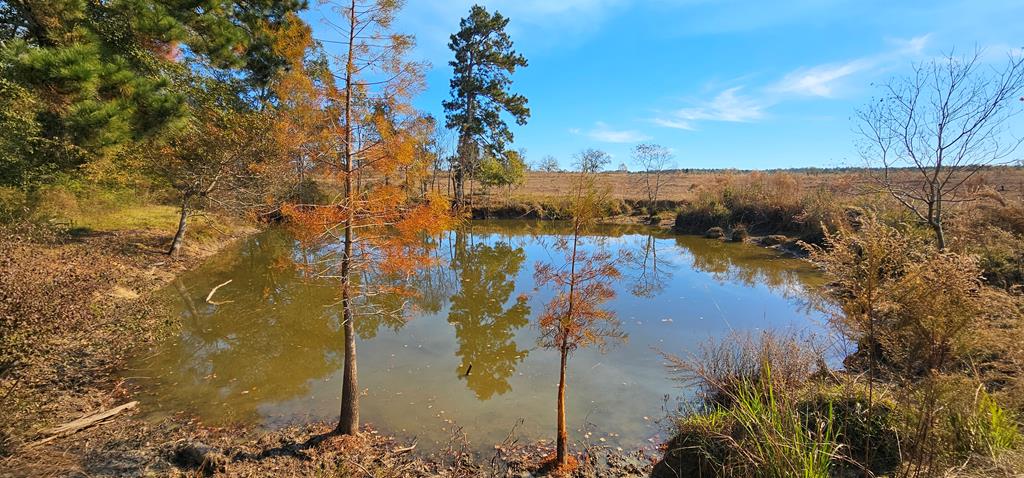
[555,347,569,466]
[453,135,469,208]
[338,289,359,434]
[167,193,191,256]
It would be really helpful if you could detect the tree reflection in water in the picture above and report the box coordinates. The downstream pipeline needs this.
[136,222,828,445]
[447,230,531,400]
[151,231,345,424]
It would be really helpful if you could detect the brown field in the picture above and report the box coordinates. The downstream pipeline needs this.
[462,169,1024,203]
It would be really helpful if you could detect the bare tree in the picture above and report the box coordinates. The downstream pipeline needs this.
[856,49,1024,249]
[573,148,610,173]
[632,143,674,217]
[537,155,560,172]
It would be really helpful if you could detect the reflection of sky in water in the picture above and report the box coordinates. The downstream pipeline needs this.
[129,221,828,453]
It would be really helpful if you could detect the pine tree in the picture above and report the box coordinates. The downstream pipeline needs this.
[443,4,529,208]
[0,0,306,186]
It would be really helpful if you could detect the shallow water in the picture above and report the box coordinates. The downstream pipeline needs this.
[129,221,826,453]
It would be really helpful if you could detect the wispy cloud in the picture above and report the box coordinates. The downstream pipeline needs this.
[652,87,767,130]
[653,34,933,129]
[770,58,875,97]
[771,34,931,97]
[574,122,651,143]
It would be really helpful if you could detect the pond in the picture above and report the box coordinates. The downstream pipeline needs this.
[128,220,827,454]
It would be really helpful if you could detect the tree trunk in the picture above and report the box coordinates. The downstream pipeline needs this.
[556,347,569,466]
[336,0,360,436]
[453,152,466,208]
[167,194,191,256]
[337,291,359,434]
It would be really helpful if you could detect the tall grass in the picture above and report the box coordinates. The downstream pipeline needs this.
[727,369,840,478]
[950,387,1022,459]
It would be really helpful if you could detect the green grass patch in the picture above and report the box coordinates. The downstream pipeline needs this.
[70,204,184,232]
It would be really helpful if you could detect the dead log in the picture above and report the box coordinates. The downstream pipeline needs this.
[32,401,139,445]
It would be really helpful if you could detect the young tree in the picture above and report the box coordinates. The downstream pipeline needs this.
[574,148,611,173]
[443,4,530,208]
[534,169,626,469]
[856,50,1024,249]
[283,0,454,436]
[156,78,277,256]
[632,143,674,217]
[478,149,526,192]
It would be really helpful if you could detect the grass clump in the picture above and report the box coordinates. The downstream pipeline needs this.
[654,369,841,478]
[657,332,844,478]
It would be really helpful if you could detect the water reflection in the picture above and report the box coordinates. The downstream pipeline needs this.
[150,232,343,424]
[448,232,531,400]
[132,221,827,451]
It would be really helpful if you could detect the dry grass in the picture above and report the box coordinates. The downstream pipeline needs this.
[462,168,1024,203]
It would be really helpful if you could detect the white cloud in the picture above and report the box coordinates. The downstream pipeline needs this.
[893,34,932,55]
[574,122,651,143]
[771,34,931,97]
[652,34,935,130]
[652,87,767,130]
[770,58,874,97]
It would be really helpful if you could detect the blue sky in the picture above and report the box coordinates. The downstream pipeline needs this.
[305,1,1024,170]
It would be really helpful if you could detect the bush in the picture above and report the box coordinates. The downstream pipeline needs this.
[675,200,731,232]
[664,331,821,409]
[799,393,901,475]
[0,187,29,224]
[729,224,749,242]
[655,374,840,478]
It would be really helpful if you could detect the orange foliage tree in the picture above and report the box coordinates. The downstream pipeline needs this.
[281,0,454,436]
[268,12,335,201]
[533,167,627,468]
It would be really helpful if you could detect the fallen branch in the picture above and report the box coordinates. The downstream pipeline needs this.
[392,441,417,454]
[206,279,233,305]
[29,401,139,446]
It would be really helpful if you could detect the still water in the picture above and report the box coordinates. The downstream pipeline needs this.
[129,221,826,453]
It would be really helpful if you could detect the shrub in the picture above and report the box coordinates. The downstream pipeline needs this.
[949,386,1021,459]
[664,331,821,409]
[0,187,29,224]
[729,224,749,242]
[799,393,902,476]
[655,372,840,478]
[674,200,730,232]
